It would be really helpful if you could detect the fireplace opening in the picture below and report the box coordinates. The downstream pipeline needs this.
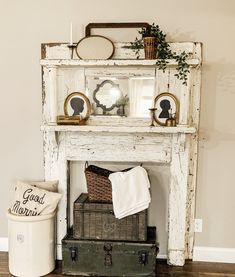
[68,161,170,256]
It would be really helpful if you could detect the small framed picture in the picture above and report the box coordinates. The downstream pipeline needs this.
[153,92,179,126]
[64,92,91,119]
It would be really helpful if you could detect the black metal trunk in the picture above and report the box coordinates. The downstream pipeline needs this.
[62,227,157,276]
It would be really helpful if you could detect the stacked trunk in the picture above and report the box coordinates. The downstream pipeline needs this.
[62,193,157,276]
[73,193,147,241]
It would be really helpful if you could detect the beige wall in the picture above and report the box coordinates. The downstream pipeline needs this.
[1,0,235,254]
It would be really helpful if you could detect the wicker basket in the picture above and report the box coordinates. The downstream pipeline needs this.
[143,36,157,59]
[85,164,132,203]
[85,165,113,203]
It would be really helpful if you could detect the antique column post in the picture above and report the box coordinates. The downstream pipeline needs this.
[168,133,190,266]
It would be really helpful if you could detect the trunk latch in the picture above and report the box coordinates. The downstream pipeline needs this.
[70,247,78,262]
[138,250,148,266]
[104,243,112,266]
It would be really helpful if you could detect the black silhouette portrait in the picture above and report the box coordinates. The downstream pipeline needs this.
[70,97,85,116]
[159,99,171,118]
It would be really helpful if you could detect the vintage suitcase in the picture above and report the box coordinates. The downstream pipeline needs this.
[73,193,147,241]
[62,227,157,277]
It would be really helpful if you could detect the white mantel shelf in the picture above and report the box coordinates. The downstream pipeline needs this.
[41,124,196,134]
[40,58,200,67]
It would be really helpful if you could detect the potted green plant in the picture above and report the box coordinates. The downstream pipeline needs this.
[128,23,190,85]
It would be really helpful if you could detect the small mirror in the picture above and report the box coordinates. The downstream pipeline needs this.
[76,35,114,60]
[93,80,123,114]
[86,76,155,117]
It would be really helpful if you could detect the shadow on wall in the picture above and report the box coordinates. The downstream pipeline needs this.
[199,60,235,148]
[195,59,235,246]
[197,59,235,188]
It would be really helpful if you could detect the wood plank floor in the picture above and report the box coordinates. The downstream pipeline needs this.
[1,252,235,276]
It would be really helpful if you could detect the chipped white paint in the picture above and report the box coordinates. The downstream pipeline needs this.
[41,42,198,60]
[57,67,86,115]
[168,68,190,125]
[41,124,196,134]
[66,132,172,163]
[42,67,51,124]
[48,66,58,123]
[168,134,190,265]
[179,72,191,125]
[40,58,200,67]
[84,67,155,78]
[41,42,202,265]
[154,68,170,97]
[185,43,202,259]
[43,131,68,260]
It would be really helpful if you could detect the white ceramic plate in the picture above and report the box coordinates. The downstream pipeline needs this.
[76,35,114,60]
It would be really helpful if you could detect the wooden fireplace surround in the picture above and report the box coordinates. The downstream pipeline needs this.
[40,41,202,266]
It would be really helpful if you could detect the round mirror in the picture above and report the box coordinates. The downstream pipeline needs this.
[93,80,123,113]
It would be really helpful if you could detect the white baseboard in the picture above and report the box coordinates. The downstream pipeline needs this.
[193,246,235,263]
[0,237,8,251]
[157,254,167,259]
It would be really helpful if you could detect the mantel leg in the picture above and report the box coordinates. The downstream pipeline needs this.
[43,131,68,260]
[48,66,58,124]
[168,134,190,266]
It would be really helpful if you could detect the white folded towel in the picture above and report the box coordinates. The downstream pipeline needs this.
[108,166,151,219]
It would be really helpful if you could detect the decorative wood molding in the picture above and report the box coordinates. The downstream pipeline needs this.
[41,42,202,61]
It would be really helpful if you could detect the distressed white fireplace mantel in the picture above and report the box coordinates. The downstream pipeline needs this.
[41,41,202,266]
